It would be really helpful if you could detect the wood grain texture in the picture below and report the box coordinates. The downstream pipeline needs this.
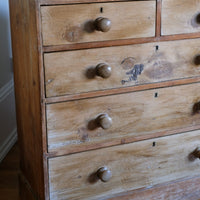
[162,0,200,35]
[44,38,200,97]
[108,176,200,200]
[39,0,154,6]
[45,77,200,104]
[41,1,156,46]
[9,0,45,199]
[46,83,200,154]
[48,130,200,200]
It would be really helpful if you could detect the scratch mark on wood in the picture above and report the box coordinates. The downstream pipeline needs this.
[46,79,54,85]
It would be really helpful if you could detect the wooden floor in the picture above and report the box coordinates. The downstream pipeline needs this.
[0,142,19,200]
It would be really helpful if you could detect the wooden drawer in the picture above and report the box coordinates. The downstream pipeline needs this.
[44,38,200,97]
[46,83,200,154]
[162,0,200,35]
[41,1,156,46]
[48,130,200,200]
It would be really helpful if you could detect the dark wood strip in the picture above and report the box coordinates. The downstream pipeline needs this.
[156,0,161,37]
[35,2,50,199]
[9,0,45,199]
[42,33,200,52]
[39,0,155,6]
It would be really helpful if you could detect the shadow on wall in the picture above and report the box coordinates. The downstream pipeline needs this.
[0,1,17,162]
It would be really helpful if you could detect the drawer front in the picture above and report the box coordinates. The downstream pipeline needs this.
[47,83,200,153]
[41,1,156,46]
[44,39,200,98]
[49,130,200,200]
[162,0,200,35]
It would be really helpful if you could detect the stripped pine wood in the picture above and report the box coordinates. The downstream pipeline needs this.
[44,77,200,105]
[2,142,200,200]
[162,0,200,35]
[108,176,200,200]
[47,83,200,154]
[9,0,200,199]
[48,130,200,200]
[41,1,156,46]
[44,38,200,97]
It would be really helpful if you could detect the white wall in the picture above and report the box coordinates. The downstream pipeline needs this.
[0,0,17,162]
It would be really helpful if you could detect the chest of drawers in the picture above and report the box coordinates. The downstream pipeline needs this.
[9,0,200,199]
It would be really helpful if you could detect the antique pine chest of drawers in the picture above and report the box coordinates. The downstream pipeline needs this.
[9,0,200,199]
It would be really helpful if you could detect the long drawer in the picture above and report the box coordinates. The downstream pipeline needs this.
[48,130,200,200]
[162,0,200,35]
[41,1,156,46]
[46,83,200,154]
[44,39,200,97]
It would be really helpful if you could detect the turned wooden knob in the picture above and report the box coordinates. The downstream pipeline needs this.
[97,167,112,182]
[96,63,112,78]
[196,13,200,24]
[96,114,112,129]
[94,17,111,32]
[192,101,200,115]
[192,147,200,159]
[194,55,200,65]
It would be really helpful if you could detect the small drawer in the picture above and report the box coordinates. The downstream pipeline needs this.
[162,0,200,35]
[46,83,200,154]
[48,130,200,200]
[41,1,156,46]
[44,38,200,98]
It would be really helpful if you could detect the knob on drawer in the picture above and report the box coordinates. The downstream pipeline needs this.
[97,167,112,182]
[96,63,112,78]
[189,147,200,161]
[96,114,112,129]
[94,17,111,32]
[192,147,200,159]
[192,101,200,115]
[194,55,200,65]
[196,13,200,24]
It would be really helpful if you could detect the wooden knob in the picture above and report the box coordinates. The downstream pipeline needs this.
[97,167,112,182]
[96,63,112,78]
[96,114,112,129]
[194,55,200,65]
[192,147,200,159]
[196,13,200,24]
[192,101,200,115]
[94,17,111,32]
